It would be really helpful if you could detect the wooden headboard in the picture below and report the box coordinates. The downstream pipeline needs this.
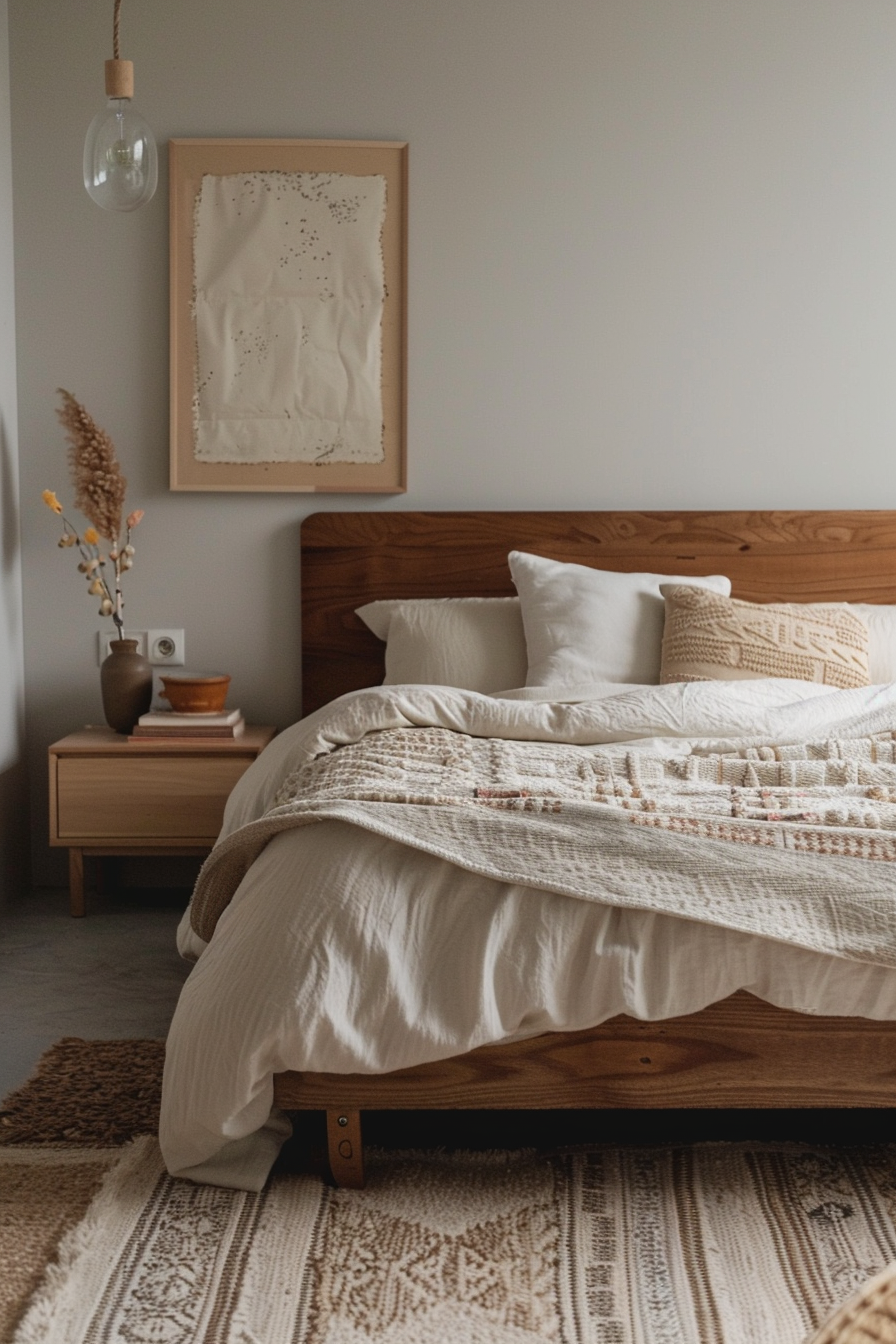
[300,510,896,716]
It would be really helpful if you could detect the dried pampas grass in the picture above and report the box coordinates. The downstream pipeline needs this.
[56,389,127,544]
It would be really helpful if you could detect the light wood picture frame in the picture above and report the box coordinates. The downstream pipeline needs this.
[169,138,407,493]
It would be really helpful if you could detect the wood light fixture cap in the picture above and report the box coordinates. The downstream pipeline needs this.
[105,59,134,99]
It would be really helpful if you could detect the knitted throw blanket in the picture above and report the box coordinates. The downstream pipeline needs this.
[190,716,896,965]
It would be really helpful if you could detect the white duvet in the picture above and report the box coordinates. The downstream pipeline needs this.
[161,679,896,1190]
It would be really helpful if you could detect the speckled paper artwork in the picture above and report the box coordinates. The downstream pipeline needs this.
[192,171,386,464]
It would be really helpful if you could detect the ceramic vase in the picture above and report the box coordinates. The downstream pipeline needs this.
[100,638,153,733]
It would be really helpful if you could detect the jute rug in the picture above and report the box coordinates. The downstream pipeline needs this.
[0,1038,164,1145]
[5,1040,896,1342]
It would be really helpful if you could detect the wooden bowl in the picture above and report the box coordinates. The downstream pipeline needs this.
[159,674,231,714]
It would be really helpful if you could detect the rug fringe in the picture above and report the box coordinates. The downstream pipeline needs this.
[11,1137,163,1344]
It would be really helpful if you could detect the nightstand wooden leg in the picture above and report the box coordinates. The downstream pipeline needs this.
[326,1109,365,1188]
[68,848,85,917]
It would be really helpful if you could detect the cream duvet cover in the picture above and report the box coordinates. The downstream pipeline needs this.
[161,679,896,1190]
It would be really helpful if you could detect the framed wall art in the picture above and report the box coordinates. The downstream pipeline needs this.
[169,138,407,492]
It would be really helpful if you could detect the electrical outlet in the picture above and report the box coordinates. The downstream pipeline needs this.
[97,630,148,664]
[146,629,186,665]
[97,629,186,665]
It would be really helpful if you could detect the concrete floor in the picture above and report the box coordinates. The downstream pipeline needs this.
[0,885,191,1100]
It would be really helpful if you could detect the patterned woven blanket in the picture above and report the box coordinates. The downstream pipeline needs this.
[189,705,896,964]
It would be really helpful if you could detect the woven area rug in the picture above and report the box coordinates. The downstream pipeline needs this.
[6,1040,896,1342]
[6,1134,896,1343]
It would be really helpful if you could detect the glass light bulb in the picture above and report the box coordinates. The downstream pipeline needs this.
[83,97,158,212]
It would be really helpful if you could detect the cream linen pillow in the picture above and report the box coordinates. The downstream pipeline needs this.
[508,551,731,687]
[356,597,528,692]
[660,584,870,689]
[851,604,896,684]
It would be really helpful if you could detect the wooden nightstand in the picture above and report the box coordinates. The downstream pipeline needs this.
[48,725,276,916]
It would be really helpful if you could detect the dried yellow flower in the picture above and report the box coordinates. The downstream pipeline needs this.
[42,489,63,514]
[83,527,99,545]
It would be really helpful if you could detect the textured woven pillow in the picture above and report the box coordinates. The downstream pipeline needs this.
[660,585,870,689]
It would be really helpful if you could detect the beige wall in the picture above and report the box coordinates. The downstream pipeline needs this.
[0,0,25,903]
[9,0,896,884]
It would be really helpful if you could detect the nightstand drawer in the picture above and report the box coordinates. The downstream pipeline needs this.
[55,755,252,840]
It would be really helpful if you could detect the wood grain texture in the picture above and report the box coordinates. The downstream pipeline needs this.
[301,510,896,714]
[68,849,85,918]
[48,727,277,755]
[55,757,252,841]
[274,992,896,1112]
[325,1109,365,1188]
[48,728,276,845]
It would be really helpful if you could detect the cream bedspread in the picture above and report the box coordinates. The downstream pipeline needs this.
[162,679,896,1190]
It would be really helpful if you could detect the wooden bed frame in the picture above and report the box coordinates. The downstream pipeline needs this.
[273,510,896,1186]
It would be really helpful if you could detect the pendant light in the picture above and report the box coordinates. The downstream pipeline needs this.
[83,0,158,212]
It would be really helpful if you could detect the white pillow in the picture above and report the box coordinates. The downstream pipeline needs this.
[356,597,528,692]
[508,551,731,688]
[851,604,896,684]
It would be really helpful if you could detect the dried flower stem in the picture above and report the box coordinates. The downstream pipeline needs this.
[44,392,144,636]
[59,512,124,638]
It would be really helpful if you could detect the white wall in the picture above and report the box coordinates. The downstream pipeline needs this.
[0,0,25,903]
[9,0,896,883]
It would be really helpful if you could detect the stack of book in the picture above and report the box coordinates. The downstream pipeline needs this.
[129,708,245,742]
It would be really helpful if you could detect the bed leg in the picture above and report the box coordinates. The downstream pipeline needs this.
[326,1109,365,1188]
